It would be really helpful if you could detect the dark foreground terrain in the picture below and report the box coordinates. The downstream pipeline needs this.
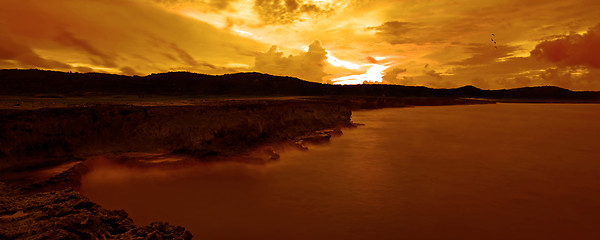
[1,69,596,239]
[0,182,192,239]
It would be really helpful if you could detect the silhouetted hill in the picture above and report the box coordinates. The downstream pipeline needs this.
[1,69,599,101]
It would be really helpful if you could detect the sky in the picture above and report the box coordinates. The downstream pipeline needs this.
[1,0,600,90]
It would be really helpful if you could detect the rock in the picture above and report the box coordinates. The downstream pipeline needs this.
[18,161,90,193]
[322,128,343,137]
[300,133,331,144]
[293,140,309,151]
[122,222,193,240]
[0,183,192,239]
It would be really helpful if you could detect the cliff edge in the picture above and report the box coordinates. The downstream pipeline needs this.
[0,99,352,174]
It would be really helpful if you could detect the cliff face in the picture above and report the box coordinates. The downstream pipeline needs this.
[0,100,352,172]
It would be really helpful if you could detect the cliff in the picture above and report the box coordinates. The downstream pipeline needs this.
[0,99,355,239]
[0,99,352,173]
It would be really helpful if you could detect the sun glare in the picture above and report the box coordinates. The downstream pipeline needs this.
[326,51,361,70]
[320,49,390,85]
[330,64,389,85]
[308,48,392,85]
[232,29,263,40]
[179,10,227,28]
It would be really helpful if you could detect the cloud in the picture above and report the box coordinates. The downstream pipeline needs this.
[423,69,443,81]
[254,40,327,82]
[0,0,266,75]
[364,56,378,64]
[2,0,600,91]
[166,42,200,67]
[533,67,600,90]
[441,56,548,89]
[253,0,334,24]
[120,66,143,76]
[0,28,71,69]
[75,66,95,73]
[530,24,600,68]
[382,67,407,84]
[55,31,118,68]
[153,0,238,11]
[450,43,520,66]
[366,18,479,46]
[366,21,423,45]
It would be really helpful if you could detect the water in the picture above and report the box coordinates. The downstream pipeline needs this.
[81,103,600,240]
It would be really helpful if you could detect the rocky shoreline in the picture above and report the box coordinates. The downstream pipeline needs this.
[0,97,492,239]
[0,182,193,239]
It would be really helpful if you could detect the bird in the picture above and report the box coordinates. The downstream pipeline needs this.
[491,34,497,49]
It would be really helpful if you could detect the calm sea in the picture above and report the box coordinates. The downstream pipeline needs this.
[81,103,600,240]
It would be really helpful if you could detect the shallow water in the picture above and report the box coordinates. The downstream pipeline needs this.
[81,103,600,240]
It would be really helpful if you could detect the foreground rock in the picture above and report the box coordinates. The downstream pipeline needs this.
[0,182,192,239]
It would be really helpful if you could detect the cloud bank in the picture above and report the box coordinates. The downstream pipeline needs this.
[0,0,265,75]
[255,40,327,82]
[2,0,600,90]
[531,24,600,68]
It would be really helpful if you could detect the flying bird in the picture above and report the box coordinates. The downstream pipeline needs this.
[491,34,497,49]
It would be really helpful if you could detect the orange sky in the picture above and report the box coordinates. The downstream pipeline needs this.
[1,0,599,90]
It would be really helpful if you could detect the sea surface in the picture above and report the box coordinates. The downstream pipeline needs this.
[81,103,600,240]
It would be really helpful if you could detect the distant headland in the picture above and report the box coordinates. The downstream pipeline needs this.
[1,69,599,102]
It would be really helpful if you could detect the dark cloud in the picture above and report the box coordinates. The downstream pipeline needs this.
[408,68,456,88]
[254,40,327,82]
[75,66,94,73]
[120,66,143,76]
[367,21,421,45]
[530,23,600,68]
[382,67,407,83]
[153,0,238,11]
[55,31,118,68]
[450,43,520,66]
[367,21,415,34]
[366,20,471,45]
[253,0,332,24]
[423,69,443,81]
[365,56,377,64]
[0,29,71,69]
[167,42,199,66]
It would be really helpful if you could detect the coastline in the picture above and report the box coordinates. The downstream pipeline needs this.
[0,97,491,239]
